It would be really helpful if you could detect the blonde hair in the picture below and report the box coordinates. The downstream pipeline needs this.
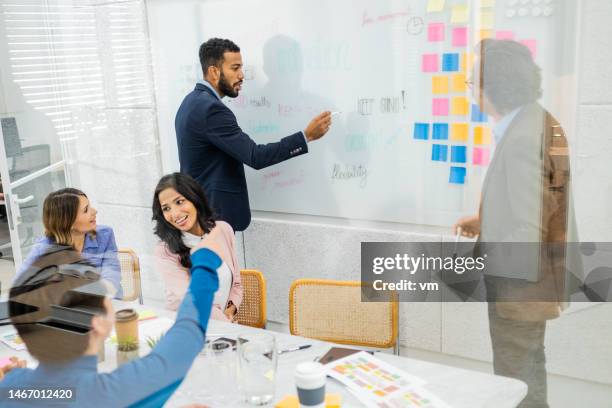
[43,188,88,247]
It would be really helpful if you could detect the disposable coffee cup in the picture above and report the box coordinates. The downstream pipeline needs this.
[115,308,139,347]
[295,362,326,408]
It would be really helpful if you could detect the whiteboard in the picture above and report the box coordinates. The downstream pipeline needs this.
[147,0,577,227]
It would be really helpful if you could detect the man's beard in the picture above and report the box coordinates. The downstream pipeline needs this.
[219,71,240,98]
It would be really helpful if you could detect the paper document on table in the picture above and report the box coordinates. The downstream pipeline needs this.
[0,330,26,351]
[326,352,451,408]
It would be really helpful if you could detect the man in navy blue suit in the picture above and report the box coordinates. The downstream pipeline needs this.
[176,38,332,232]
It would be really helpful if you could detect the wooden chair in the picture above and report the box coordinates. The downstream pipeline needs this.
[235,269,266,328]
[289,279,399,354]
[118,249,143,304]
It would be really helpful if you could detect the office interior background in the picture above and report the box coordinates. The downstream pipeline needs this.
[0,1,610,406]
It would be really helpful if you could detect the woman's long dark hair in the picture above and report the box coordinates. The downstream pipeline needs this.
[152,173,216,268]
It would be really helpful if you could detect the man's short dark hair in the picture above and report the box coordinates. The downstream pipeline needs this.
[477,39,542,114]
[199,38,240,76]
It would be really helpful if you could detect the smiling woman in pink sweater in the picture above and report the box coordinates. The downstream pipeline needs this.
[152,173,242,322]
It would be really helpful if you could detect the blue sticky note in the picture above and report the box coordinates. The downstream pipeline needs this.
[451,145,467,163]
[432,123,449,140]
[449,166,466,184]
[442,53,459,72]
[414,123,429,140]
[471,104,488,122]
[431,144,448,161]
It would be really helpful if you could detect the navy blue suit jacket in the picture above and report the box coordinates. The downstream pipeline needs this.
[175,83,308,231]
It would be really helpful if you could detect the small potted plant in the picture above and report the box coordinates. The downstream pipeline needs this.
[117,338,139,365]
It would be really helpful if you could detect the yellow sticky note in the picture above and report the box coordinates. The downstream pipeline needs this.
[480,10,495,29]
[480,0,495,7]
[451,4,469,24]
[474,126,492,145]
[451,73,467,92]
[451,123,469,141]
[479,29,494,40]
[432,76,449,94]
[427,0,445,13]
[275,395,299,408]
[325,394,342,408]
[451,97,469,116]
[460,52,473,73]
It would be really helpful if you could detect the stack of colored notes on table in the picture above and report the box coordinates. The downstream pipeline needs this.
[325,351,451,408]
[0,331,26,351]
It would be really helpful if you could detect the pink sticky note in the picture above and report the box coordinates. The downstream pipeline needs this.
[422,54,439,72]
[452,27,468,47]
[428,23,445,42]
[496,31,515,40]
[473,147,490,165]
[432,98,449,116]
[520,39,537,58]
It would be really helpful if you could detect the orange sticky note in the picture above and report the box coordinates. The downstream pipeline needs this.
[275,396,299,408]
[432,76,449,94]
[451,123,469,141]
[474,126,492,145]
[325,394,342,408]
[479,29,494,40]
[451,73,467,92]
[451,96,469,115]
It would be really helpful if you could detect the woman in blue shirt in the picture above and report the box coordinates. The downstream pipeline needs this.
[15,188,122,297]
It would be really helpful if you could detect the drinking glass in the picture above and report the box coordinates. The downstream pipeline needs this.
[201,339,238,405]
[237,332,278,405]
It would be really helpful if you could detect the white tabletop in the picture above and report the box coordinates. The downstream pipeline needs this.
[0,302,527,407]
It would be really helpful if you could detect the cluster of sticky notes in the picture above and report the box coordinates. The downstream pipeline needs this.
[428,23,469,48]
[432,98,470,117]
[432,74,468,95]
[423,52,461,73]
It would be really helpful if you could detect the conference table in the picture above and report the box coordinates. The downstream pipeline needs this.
[0,301,527,407]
